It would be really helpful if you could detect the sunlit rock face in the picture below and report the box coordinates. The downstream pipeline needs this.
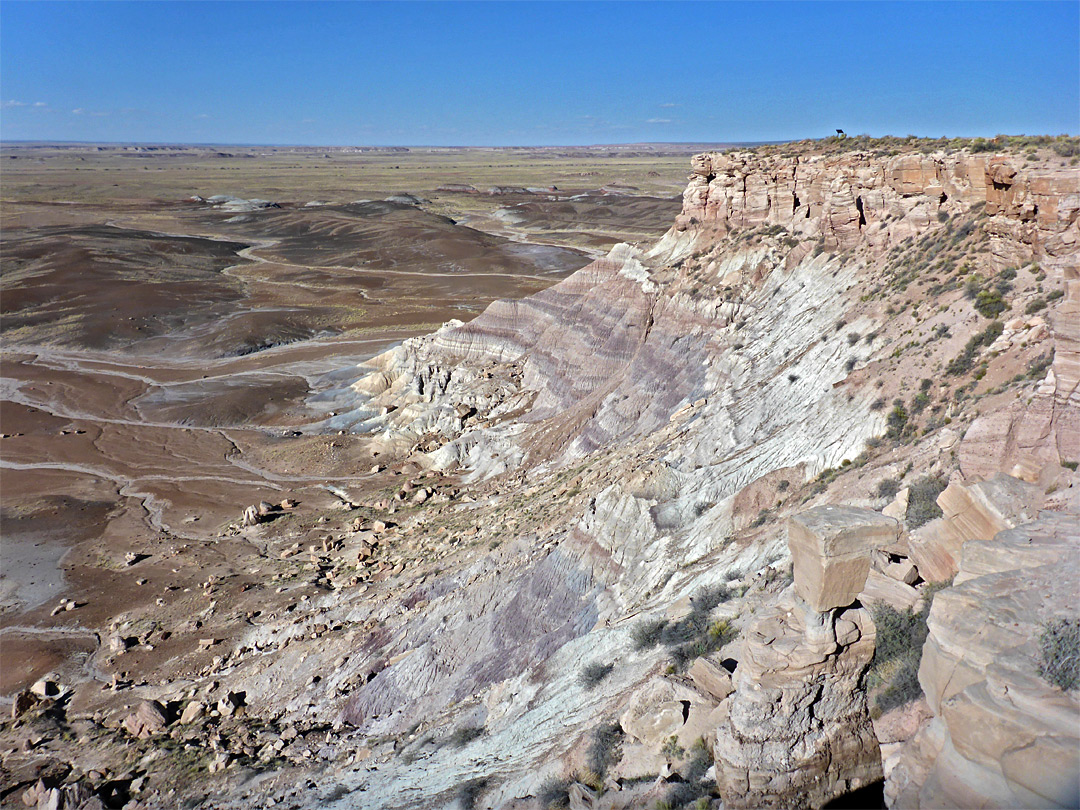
[714,508,891,809]
[886,513,1080,809]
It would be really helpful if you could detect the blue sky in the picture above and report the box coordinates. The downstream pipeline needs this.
[1,1,1077,146]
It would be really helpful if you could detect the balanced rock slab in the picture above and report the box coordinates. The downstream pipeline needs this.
[787,506,901,612]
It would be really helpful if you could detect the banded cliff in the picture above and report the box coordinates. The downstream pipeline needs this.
[226,143,1076,809]
[25,144,1072,810]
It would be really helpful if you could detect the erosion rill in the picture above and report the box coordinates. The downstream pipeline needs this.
[3,139,1078,810]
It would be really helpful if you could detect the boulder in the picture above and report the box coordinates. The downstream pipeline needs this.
[30,679,60,699]
[11,690,38,718]
[787,506,901,612]
[688,656,734,701]
[122,699,167,739]
[179,701,205,725]
[859,568,920,612]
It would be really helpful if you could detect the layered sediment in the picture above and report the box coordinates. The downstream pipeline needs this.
[3,141,1077,810]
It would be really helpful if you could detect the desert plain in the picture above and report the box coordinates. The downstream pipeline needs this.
[0,142,716,704]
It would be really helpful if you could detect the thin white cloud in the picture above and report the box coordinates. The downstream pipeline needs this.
[195,113,211,119]
[659,102,680,108]
[72,108,108,117]
[3,100,29,108]
[646,118,672,124]
[33,101,47,107]
[72,108,84,115]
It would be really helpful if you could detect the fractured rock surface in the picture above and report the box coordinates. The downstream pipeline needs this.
[887,513,1080,809]
[714,508,889,809]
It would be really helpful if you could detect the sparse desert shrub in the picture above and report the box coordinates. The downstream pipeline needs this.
[787,373,799,383]
[875,656,923,713]
[1027,352,1054,380]
[886,400,909,440]
[661,585,737,672]
[456,777,489,810]
[1026,296,1049,314]
[585,722,624,780]
[876,478,901,499]
[537,779,571,809]
[579,662,614,690]
[1038,618,1080,691]
[946,320,1003,375]
[661,735,686,760]
[911,391,930,414]
[906,475,948,529]
[1063,461,1079,471]
[869,581,949,712]
[845,356,858,372]
[449,725,485,748]
[631,618,668,651]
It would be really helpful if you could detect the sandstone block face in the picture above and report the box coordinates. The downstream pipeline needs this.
[907,474,1043,583]
[688,655,733,701]
[787,506,901,612]
[887,514,1080,809]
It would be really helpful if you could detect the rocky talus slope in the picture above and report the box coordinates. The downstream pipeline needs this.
[4,141,1077,810]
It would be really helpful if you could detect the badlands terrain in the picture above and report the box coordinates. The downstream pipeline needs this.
[1,135,1078,810]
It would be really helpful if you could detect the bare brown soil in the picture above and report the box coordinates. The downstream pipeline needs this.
[0,144,692,703]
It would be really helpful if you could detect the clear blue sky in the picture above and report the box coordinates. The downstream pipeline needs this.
[1,1,1077,146]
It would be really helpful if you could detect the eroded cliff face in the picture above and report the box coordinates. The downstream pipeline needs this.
[16,145,1073,810]
[233,145,1075,809]
[665,150,1078,269]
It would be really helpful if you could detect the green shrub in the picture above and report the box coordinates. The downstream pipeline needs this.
[886,400,909,440]
[975,289,1008,318]
[661,735,686,760]
[579,662,614,690]
[1026,297,1048,314]
[1038,618,1080,691]
[906,475,948,528]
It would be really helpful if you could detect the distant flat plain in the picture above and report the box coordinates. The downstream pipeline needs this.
[0,143,725,694]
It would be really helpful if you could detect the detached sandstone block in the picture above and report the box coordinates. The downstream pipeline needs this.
[788,506,901,612]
